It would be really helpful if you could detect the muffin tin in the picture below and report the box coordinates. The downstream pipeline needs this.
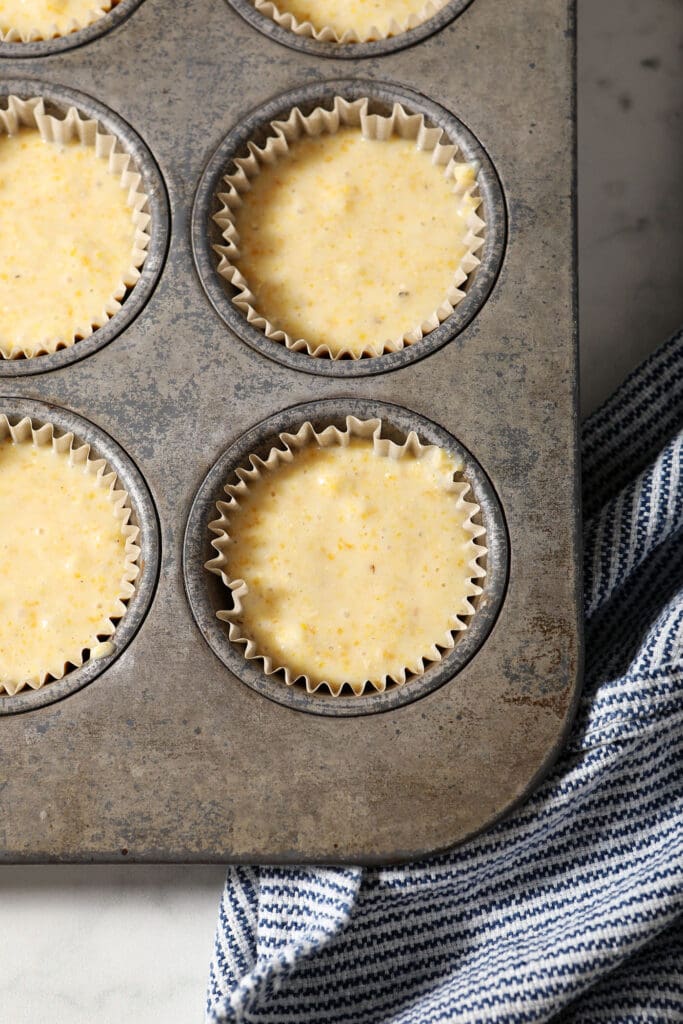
[0,0,579,863]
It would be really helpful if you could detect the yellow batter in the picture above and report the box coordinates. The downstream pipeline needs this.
[0,129,137,359]
[262,0,441,37]
[232,128,478,357]
[0,0,114,37]
[220,439,483,691]
[0,439,134,691]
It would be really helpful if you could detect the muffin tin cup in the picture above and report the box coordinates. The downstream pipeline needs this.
[0,79,169,378]
[183,398,509,717]
[211,94,485,361]
[0,93,151,362]
[192,78,506,378]
[0,398,160,716]
[0,0,145,57]
[0,411,141,695]
[226,0,476,58]
[206,414,487,697]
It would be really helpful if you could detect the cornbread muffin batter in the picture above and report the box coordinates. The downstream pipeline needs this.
[0,0,114,37]
[261,0,440,37]
[222,439,483,690]
[0,439,133,691]
[0,129,137,358]
[233,128,478,357]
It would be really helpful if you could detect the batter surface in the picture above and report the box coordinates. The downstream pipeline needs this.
[262,0,441,37]
[0,0,113,37]
[221,438,484,691]
[0,439,133,691]
[0,129,137,358]
[232,128,478,357]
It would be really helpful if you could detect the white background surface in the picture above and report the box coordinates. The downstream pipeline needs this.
[2,1,682,1021]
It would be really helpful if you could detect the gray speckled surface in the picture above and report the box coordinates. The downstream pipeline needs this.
[578,0,683,415]
[0,0,579,863]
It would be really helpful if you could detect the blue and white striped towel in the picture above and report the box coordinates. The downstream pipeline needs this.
[207,331,683,1024]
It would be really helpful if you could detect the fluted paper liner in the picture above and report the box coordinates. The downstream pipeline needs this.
[213,96,485,360]
[0,2,118,42]
[251,0,452,44]
[0,95,150,360]
[206,417,487,697]
[0,415,141,696]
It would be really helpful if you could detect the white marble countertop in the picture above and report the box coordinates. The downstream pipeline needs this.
[2,1,682,1021]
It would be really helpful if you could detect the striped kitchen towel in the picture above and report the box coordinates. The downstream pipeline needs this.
[207,330,683,1024]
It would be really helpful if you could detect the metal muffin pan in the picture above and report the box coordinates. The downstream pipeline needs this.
[192,78,506,378]
[226,0,476,59]
[184,398,509,716]
[0,398,160,715]
[0,0,146,59]
[0,79,170,378]
[0,0,579,864]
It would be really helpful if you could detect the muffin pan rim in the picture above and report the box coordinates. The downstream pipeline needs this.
[0,0,145,58]
[0,396,161,715]
[192,78,507,379]
[225,0,476,59]
[0,78,170,379]
[183,397,509,717]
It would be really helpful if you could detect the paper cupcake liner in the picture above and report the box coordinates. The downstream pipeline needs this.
[213,96,485,360]
[0,414,141,696]
[250,0,452,44]
[206,416,487,697]
[0,2,118,42]
[0,94,150,360]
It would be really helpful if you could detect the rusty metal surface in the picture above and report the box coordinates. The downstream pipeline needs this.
[0,0,580,863]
